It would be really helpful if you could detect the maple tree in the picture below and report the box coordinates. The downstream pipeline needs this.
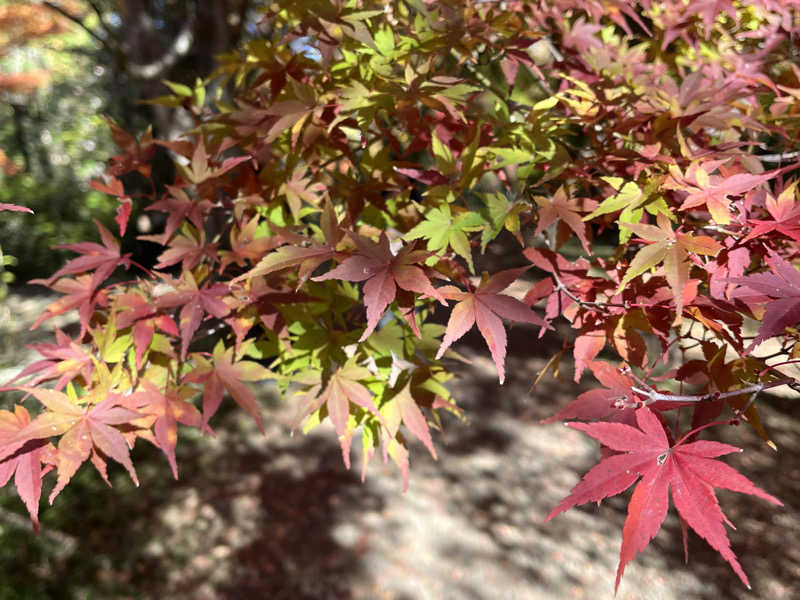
[2,0,800,593]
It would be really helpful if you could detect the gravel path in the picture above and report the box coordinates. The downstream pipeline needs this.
[0,291,797,599]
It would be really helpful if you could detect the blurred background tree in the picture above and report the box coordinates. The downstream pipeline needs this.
[0,4,266,593]
[0,0,265,280]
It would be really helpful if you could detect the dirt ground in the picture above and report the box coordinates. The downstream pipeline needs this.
[0,291,797,599]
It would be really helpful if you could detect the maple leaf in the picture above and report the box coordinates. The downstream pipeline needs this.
[225,278,317,351]
[153,226,218,272]
[0,203,33,213]
[405,202,485,273]
[279,167,327,221]
[232,199,344,286]
[90,176,131,236]
[533,186,596,254]
[219,215,278,271]
[523,247,596,325]
[381,381,437,459]
[262,100,313,145]
[155,272,231,360]
[0,405,55,532]
[546,407,782,593]
[293,361,385,467]
[572,328,606,382]
[184,341,274,432]
[115,291,179,369]
[731,253,800,351]
[140,185,213,245]
[617,213,722,320]
[125,381,203,478]
[393,166,450,187]
[181,138,251,185]
[3,329,93,390]
[667,163,775,225]
[436,267,547,384]
[542,361,636,424]
[373,381,439,492]
[562,16,603,55]
[313,232,446,341]
[741,181,800,243]
[0,389,142,504]
[44,220,131,288]
[28,275,108,337]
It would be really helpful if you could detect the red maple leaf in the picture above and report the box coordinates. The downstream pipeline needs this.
[29,275,108,337]
[155,272,231,360]
[541,361,636,424]
[731,253,800,351]
[532,186,596,254]
[183,341,273,432]
[115,291,179,369]
[0,389,142,504]
[742,181,800,243]
[313,232,445,340]
[546,407,782,592]
[90,176,131,236]
[292,361,386,468]
[0,405,55,531]
[436,266,547,384]
[152,227,218,272]
[667,163,775,224]
[44,220,131,288]
[523,247,596,326]
[140,184,213,245]
[3,329,93,390]
[219,215,278,272]
[0,203,33,213]
[125,381,203,478]
[379,381,438,490]
[233,199,344,286]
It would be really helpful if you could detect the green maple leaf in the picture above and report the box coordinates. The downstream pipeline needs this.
[405,202,485,273]
[617,213,722,321]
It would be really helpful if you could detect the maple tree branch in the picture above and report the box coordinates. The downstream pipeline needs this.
[758,150,800,163]
[550,269,621,315]
[632,377,794,405]
[761,358,800,373]
[84,0,118,43]
[39,1,114,55]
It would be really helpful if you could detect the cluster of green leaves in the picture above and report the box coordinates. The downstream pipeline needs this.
[3,0,800,592]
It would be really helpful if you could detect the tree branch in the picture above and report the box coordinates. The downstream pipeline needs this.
[631,377,794,405]
[758,150,800,163]
[126,6,197,79]
[84,0,118,43]
[39,1,114,55]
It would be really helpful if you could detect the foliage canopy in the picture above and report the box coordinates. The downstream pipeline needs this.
[3,0,800,592]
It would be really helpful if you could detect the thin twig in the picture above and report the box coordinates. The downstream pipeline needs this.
[84,0,118,43]
[550,269,622,314]
[39,1,113,54]
[758,150,800,162]
[632,377,793,404]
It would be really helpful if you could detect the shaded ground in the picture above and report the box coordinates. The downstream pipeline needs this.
[0,290,797,599]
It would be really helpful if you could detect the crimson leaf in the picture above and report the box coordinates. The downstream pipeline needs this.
[547,407,782,592]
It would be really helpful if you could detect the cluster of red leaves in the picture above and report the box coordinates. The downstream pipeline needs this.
[1,0,799,592]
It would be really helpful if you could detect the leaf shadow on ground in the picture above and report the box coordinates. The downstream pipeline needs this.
[0,387,383,600]
[1,293,798,599]
[428,321,800,600]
